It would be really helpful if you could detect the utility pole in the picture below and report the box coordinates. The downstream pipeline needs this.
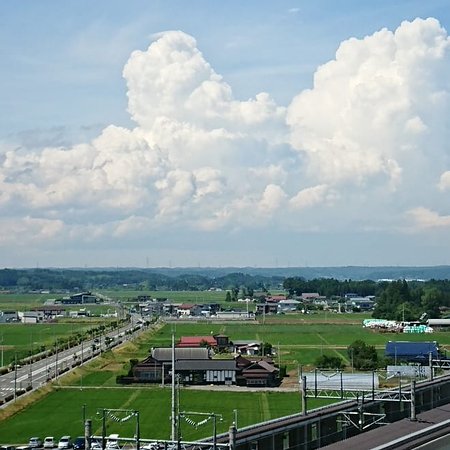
[171,333,177,442]
[135,411,140,450]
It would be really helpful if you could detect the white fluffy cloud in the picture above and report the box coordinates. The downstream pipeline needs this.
[2,18,450,254]
[288,18,450,189]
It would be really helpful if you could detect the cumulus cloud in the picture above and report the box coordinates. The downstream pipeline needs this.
[289,185,335,210]
[0,217,64,245]
[407,207,450,229]
[1,18,450,256]
[438,171,450,191]
[287,17,450,189]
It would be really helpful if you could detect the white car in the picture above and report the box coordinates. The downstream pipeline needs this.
[28,438,42,449]
[105,434,120,450]
[57,437,72,449]
[43,437,55,449]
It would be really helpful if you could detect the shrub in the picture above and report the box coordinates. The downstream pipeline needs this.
[315,354,345,369]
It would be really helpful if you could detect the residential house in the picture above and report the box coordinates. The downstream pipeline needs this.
[301,293,321,301]
[232,340,262,356]
[277,299,300,313]
[128,342,283,387]
[267,295,287,302]
[235,355,280,387]
[176,304,202,317]
[346,296,375,312]
[256,303,278,315]
[139,301,164,317]
[162,302,180,316]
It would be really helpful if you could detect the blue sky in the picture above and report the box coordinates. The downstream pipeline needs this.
[1,1,450,268]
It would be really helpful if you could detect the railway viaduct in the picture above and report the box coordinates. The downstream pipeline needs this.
[217,371,450,450]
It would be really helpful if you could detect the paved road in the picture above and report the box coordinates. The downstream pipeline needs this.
[0,320,144,405]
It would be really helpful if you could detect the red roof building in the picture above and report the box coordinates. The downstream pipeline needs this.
[177,336,218,348]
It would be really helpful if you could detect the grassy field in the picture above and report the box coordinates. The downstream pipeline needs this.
[0,293,51,311]
[0,386,333,443]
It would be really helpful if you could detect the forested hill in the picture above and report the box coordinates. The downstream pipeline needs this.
[0,266,450,291]
[138,265,450,281]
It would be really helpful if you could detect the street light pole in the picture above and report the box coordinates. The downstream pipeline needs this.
[55,340,59,380]
[14,352,17,401]
[1,333,4,368]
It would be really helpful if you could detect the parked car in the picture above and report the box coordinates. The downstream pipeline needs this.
[57,437,71,449]
[89,442,101,450]
[43,438,55,449]
[72,438,84,450]
[28,438,42,449]
[105,434,119,450]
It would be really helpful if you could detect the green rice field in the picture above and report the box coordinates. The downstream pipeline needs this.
[0,386,334,443]
[1,290,449,444]
[0,323,95,365]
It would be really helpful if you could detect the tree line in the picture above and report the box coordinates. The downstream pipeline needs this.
[284,277,450,319]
